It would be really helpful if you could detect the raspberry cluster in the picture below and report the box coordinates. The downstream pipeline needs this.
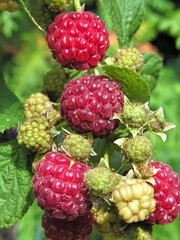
[14,3,180,240]
[42,211,94,240]
[60,74,124,137]
[147,162,180,224]
[46,11,110,70]
[32,152,92,221]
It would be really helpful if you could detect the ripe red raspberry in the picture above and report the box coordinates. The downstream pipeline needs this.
[41,211,94,240]
[32,152,92,221]
[147,161,180,224]
[60,75,124,137]
[46,11,110,70]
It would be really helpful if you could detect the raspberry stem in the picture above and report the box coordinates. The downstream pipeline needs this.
[104,138,110,168]
[73,0,81,11]
[17,0,45,33]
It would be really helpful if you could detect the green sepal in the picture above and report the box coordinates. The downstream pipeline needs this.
[98,157,110,168]
[147,107,176,142]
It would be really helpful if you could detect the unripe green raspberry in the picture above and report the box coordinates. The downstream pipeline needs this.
[43,67,69,101]
[125,222,152,240]
[17,116,53,153]
[84,167,122,199]
[112,178,156,223]
[123,136,152,163]
[45,0,72,12]
[32,0,55,32]
[0,0,19,12]
[113,46,144,72]
[123,102,149,128]
[23,93,61,126]
[93,207,126,238]
[61,134,92,161]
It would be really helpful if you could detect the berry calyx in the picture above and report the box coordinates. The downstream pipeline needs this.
[43,66,69,101]
[147,161,180,225]
[112,178,156,223]
[42,211,94,240]
[113,46,144,73]
[61,133,92,161]
[23,93,61,126]
[32,152,92,221]
[17,116,53,153]
[60,75,124,137]
[122,136,152,163]
[46,11,110,70]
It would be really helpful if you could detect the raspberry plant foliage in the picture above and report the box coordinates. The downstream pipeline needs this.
[0,0,179,240]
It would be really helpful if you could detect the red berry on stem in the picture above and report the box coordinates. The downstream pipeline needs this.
[32,152,92,221]
[46,11,110,70]
[60,75,124,137]
[147,161,180,224]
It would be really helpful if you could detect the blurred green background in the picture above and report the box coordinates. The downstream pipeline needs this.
[0,0,180,239]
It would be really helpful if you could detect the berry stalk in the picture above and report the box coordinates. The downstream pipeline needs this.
[73,0,81,12]
[17,0,45,32]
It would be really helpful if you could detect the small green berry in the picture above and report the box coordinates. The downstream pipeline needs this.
[62,134,92,161]
[23,93,61,126]
[113,46,144,73]
[17,116,53,153]
[122,136,152,163]
[43,67,69,101]
[84,167,122,199]
[123,102,149,128]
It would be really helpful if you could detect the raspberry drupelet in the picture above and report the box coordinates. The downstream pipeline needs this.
[32,151,92,221]
[46,11,110,70]
[60,75,124,137]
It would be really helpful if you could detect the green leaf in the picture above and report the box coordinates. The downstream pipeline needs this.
[0,73,24,133]
[0,140,34,228]
[140,52,163,92]
[99,0,144,46]
[102,65,151,103]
